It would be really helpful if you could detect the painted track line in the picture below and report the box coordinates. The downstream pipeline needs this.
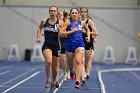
[46,72,64,93]
[53,71,64,93]
[130,71,140,80]
[1,86,44,89]
[53,79,63,93]
[0,71,10,76]
[0,69,35,87]
[98,71,106,93]
[2,71,40,93]
[61,87,100,90]
[98,68,140,93]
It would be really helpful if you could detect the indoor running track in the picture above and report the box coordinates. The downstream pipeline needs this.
[0,61,140,93]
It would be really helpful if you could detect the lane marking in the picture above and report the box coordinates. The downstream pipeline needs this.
[0,69,35,87]
[53,78,63,93]
[2,71,40,93]
[61,87,100,90]
[130,71,140,80]
[99,68,140,73]
[0,71,10,76]
[98,71,106,93]
[1,86,44,89]
[98,68,140,93]
[53,72,63,93]
[45,71,64,93]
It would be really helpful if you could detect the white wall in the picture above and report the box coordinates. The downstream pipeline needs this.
[89,8,139,62]
[2,0,138,7]
[73,0,138,7]
[0,6,139,62]
[5,0,71,6]
[139,7,140,35]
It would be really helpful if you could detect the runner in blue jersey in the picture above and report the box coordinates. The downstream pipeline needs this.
[59,8,90,89]
[36,5,63,91]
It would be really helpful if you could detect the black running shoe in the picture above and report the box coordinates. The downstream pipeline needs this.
[81,80,86,86]
[86,75,89,79]
[55,82,59,88]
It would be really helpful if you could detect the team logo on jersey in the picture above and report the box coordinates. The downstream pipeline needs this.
[44,24,59,32]
[58,50,61,56]
[78,25,82,30]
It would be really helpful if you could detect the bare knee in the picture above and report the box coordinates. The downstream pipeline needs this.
[75,59,81,65]
[52,66,58,72]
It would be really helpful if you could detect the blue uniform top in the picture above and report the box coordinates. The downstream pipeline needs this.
[66,19,83,43]
[65,19,85,52]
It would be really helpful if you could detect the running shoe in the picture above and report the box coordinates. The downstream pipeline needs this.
[75,81,80,89]
[55,82,59,88]
[63,74,67,81]
[50,82,56,91]
[81,80,86,86]
[67,70,70,79]
[45,81,50,88]
[70,72,75,80]
[86,75,90,79]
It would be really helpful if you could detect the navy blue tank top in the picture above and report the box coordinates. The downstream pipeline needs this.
[43,18,59,43]
[82,19,93,43]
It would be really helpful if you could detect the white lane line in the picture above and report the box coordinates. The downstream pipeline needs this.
[53,72,64,93]
[46,72,64,93]
[61,87,100,90]
[100,68,140,73]
[1,85,46,89]
[0,71,10,76]
[0,69,35,87]
[130,71,140,80]
[2,71,40,93]
[98,68,140,93]
[98,71,106,93]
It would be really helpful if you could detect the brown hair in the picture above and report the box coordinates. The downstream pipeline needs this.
[70,8,79,14]
[69,8,79,19]
[80,7,89,15]
[63,10,70,22]
[87,15,92,20]
[80,7,88,13]
[63,10,69,18]
[49,5,58,12]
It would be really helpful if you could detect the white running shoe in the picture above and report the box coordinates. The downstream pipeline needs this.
[63,74,67,81]
[67,71,70,79]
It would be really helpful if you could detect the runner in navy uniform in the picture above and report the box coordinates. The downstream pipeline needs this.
[36,5,63,91]
[80,7,98,83]
[57,10,69,81]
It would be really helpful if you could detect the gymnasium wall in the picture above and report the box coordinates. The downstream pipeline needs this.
[0,0,138,7]
[139,8,140,36]
[90,8,139,63]
[0,5,139,62]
